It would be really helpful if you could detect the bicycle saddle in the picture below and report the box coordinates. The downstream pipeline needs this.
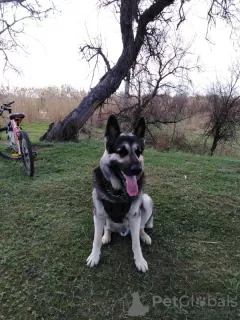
[9,113,25,120]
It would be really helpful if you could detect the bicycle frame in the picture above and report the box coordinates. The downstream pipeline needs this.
[0,102,35,176]
[0,116,23,160]
[9,117,23,153]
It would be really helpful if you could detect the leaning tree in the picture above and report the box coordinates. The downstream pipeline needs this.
[42,0,240,141]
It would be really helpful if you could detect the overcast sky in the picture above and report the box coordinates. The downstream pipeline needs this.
[0,0,239,94]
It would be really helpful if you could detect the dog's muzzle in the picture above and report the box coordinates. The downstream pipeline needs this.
[129,163,142,176]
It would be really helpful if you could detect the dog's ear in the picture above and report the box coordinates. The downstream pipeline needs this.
[105,115,121,140]
[133,116,146,139]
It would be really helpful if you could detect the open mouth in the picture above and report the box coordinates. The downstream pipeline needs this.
[109,161,141,197]
[121,171,139,197]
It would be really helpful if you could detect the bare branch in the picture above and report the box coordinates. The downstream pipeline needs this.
[0,0,24,3]
[80,44,111,72]
[147,117,188,125]
[134,0,174,53]
[120,0,134,48]
[0,0,55,71]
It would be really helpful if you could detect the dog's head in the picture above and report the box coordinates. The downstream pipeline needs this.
[101,115,146,197]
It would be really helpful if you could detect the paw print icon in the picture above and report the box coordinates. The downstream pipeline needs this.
[195,296,206,307]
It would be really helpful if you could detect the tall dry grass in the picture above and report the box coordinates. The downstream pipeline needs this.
[0,86,210,137]
[0,86,239,156]
[0,85,86,122]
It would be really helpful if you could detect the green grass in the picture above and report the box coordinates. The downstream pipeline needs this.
[21,122,50,143]
[0,124,240,319]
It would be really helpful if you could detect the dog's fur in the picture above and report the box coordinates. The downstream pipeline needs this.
[86,115,153,272]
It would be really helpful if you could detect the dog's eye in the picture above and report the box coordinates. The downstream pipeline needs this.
[117,147,128,157]
[135,149,142,157]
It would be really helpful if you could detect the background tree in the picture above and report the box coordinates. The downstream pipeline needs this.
[114,23,196,129]
[204,66,240,155]
[0,0,54,71]
[42,0,240,141]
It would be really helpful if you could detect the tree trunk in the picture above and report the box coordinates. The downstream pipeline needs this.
[41,0,174,141]
[209,130,220,156]
[41,51,135,141]
[209,136,219,156]
[124,71,130,107]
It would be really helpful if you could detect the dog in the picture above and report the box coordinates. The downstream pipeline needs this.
[86,115,153,272]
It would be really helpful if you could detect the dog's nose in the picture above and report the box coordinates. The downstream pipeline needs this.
[130,163,142,175]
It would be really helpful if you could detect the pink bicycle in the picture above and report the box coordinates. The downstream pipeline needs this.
[0,101,35,177]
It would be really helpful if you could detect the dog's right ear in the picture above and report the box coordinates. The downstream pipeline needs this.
[105,115,121,140]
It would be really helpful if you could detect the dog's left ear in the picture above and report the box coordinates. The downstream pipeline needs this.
[133,116,146,139]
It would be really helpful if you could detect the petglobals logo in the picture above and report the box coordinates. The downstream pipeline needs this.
[153,294,238,309]
[117,292,239,318]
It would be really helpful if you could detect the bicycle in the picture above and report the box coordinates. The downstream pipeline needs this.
[0,101,35,177]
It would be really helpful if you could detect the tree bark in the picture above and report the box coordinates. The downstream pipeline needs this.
[42,0,174,141]
[209,126,221,156]
[124,71,130,107]
[210,136,219,156]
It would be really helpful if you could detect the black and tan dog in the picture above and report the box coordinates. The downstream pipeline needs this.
[86,115,153,272]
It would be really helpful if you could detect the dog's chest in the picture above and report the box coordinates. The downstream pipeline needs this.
[93,166,143,223]
[102,200,131,223]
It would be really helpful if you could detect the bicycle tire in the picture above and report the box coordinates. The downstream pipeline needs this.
[20,131,34,177]
[0,151,21,160]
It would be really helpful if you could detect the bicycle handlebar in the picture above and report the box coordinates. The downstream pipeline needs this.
[0,101,14,114]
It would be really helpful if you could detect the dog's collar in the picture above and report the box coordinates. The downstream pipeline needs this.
[93,166,141,203]
[103,178,130,202]
[100,164,130,201]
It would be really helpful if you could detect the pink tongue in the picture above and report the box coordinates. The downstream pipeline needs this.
[124,175,138,196]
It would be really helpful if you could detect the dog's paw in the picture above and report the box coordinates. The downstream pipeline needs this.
[135,256,148,272]
[102,232,111,244]
[86,252,100,267]
[140,232,152,245]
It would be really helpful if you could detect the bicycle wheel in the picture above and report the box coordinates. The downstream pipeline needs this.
[20,131,34,177]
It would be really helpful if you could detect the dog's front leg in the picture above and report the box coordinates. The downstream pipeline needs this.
[87,215,106,267]
[129,214,148,272]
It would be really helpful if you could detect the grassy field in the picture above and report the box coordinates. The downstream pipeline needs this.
[0,123,240,319]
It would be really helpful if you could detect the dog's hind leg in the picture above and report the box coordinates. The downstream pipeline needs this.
[141,194,153,228]
[140,194,153,245]
[102,228,111,244]
[140,228,152,245]
[145,215,153,229]
[102,219,111,244]
[129,214,148,272]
